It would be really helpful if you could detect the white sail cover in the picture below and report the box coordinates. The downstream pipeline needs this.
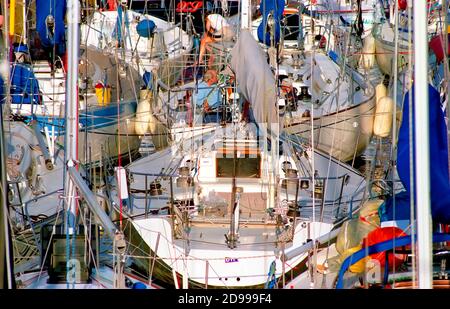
[230,30,277,126]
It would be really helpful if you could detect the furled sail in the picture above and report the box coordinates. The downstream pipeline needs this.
[230,30,277,126]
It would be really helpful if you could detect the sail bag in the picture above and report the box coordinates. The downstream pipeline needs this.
[381,84,450,224]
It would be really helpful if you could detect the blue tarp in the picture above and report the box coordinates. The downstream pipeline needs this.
[381,84,450,224]
[9,63,40,104]
[36,0,66,56]
[136,19,156,38]
[257,0,285,46]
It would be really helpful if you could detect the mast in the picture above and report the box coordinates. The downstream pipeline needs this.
[65,0,79,231]
[64,0,80,286]
[0,89,14,291]
[413,0,432,289]
[3,0,11,117]
[241,0,252,30]
[1,0,14,290]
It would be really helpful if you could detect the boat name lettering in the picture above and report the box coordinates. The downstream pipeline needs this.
[225,257,239,263]
[176,1,203,13]
[201,158,212,166]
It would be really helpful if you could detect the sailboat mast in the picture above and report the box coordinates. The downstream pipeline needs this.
[64,0,80,235]
[1,0,14,289]
[2,0,11,116]
[241,0,252,30]
[413,0,432,289]
[0,85,14,291]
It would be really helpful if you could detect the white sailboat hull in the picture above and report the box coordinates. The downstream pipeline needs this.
[372,22,410,75]
[131,217,332,288]
[285,95,376,162]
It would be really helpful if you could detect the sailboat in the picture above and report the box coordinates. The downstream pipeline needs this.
[372,0,444,75]
[127,0,241,33]
[81,7,194,87]
[310,0,378,35]
[286,1,450,289]
[105,26,368,288]
[0,87,15,290]
[7,0,142,167]
[3,0,157,289]
[252,0,376,162]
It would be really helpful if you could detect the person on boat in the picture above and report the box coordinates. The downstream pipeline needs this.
[198,13,235,68]
[195,69,221,122]
[9,44,41,105]
[279,77,298,112]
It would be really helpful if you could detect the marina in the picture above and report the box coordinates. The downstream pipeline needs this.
[1,0,450,291]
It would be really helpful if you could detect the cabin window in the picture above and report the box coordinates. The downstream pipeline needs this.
[216,156,261,178]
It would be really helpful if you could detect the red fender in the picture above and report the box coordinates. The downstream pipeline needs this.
[398,0,407,10]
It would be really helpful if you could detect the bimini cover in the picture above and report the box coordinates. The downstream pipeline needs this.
[36,0,66,56]
[230,30,277,126]
[10,63,40,104]
[257,0,285,46]
[380,84,450,224]
[136,19,156,38]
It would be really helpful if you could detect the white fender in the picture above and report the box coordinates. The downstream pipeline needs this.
[373,96,394,137]
[360,34,376,70]
[135,90,152,135]
[375,83,387,105]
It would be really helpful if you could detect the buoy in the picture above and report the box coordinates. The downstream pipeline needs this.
[398,0,407,10]
[373,96,394,137]
[131,282,147,289]
[360,34,376,69]
[134,89,152,136]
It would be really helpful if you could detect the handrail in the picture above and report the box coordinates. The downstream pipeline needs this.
[68,166,117,239]
[281,227,341,261]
